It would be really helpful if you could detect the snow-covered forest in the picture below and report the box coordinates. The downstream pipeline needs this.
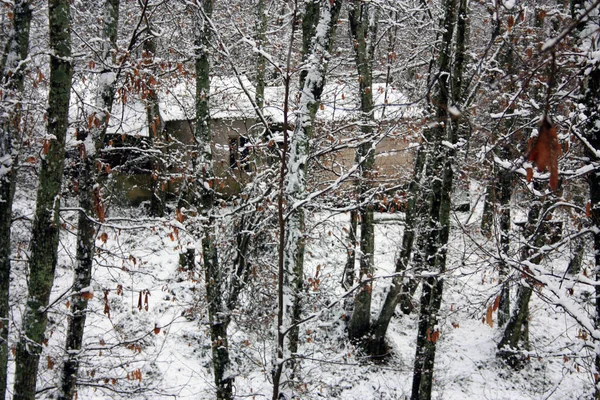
[1,0,600,399]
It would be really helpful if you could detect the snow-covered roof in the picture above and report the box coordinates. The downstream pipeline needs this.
[160,75,265,122]
[263,82,420,124]
[70,76,420,137]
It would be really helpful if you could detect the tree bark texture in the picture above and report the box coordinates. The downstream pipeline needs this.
[255,0,268,109]
[343,209,358,289]
[411,0,460,397]
[283,0,342,358]
[0,1,32,398]
[273,1,342,397]
[347,0,378,343]
[59,1,119,398]
[194,2,233,399]
[581,40,600,398]
[144,31,166,218]
[13,1,73,399]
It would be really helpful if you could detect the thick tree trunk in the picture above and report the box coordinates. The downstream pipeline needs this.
[347,0,378,342]
[58,1,119,398]
[13,1,73,398]
[0,2,32,398]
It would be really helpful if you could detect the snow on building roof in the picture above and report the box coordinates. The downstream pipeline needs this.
[263,81,420,124]
[71,76,420,138]
[160,75,264,122]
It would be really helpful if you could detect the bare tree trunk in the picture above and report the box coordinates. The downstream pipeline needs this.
[193,2,232,399]
[0,2,32,398]
[142,27,166,218]
[347,0,379,343]
[411,0,460,397]
[58,1,119,398]
[273,1,342,398]
[579,22,600,394]
[343,209,358,289]
[13,1,73,398]
[255,0,268,109]
[497,189,548,368]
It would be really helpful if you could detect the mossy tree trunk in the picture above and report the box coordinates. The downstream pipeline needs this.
[411,0,464,397]
[13,0,73,398]
[0,1,32,398]
[193,2,232,399]
[58,1,120,399]
[347,0,378,342]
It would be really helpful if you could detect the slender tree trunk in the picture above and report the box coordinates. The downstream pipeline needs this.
[193,2,232,399]
[58,1,119,398]
[255,0,268,109]
[581,36,600,397]
[13,1,73,398]
[411,0,460,398]
[369,145,427,355]
[343,209,358,289]
[143,31,166,218]
[347,0,379,343]
[497,189,547,368]
[273,1,342,397]
[497,166,512,327]
[0,2,32,398]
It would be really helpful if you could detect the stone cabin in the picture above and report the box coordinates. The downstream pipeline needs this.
[101,76,420,203]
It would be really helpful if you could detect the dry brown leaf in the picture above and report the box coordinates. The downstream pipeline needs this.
[486,306,494,328]
[492,295,501,312]
[527,116,562,190]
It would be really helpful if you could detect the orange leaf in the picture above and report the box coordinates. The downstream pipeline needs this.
[81,288,94,301]
[100,232,108,243]
[154,324,161,335]
[426,328,440,343]
[486,306,494,328]
[47,356,55,370]
[527,116,562,190]
[492,295,500,312]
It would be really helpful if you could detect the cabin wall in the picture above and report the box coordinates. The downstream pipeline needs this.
[109,117,414,206]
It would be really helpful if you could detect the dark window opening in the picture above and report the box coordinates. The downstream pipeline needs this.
[229,136,251,172]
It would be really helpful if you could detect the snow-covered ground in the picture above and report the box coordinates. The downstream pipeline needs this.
[4,180,595,399]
